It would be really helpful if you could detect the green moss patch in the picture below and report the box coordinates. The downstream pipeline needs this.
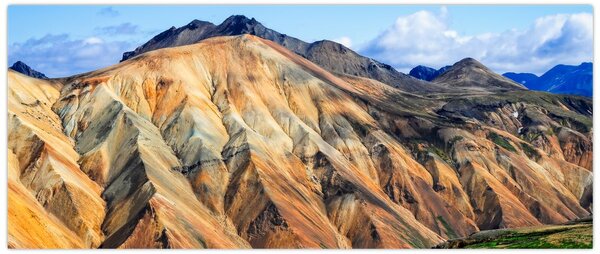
[437,216,458,240]
[426,146,454,166]
[488,132,517,152]
[520,143,540,160]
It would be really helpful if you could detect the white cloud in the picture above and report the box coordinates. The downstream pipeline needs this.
[83,37,104,45]
[8,34,134,77]
[359,9,593,74]
[333,36,353,48]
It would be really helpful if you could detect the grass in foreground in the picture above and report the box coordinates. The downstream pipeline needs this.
[435,218,592,249]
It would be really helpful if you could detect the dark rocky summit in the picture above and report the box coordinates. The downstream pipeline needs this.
[9,61,48,79]
[121,15,448,94]
[409,65,451,81]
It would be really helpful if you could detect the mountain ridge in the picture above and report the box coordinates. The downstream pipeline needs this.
[120,15,450,94]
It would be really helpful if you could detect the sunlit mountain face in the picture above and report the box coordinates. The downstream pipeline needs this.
[7,11,593,249]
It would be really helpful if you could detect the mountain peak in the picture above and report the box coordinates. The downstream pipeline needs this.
[309,40,350,53]
[121,15,449,93]
[453,57,486,69]
[213,15,265,36]
[9,61,48,79]
[11,60,27,69]
[409,65,451,81]
[433,58,527,91]
[224,14,255,23]
[186,19,214,29]
[120,15,289,62]
[220,15,260,29]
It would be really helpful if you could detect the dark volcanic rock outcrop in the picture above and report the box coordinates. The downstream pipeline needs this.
[409,65,451,81]
[9,61,48,79]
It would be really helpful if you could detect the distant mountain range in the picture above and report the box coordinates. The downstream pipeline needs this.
[503,63,592,97]
[409,62,592,97]
[9,61,47,79]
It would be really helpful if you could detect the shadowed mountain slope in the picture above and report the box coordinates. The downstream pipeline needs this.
[10,61,48,79]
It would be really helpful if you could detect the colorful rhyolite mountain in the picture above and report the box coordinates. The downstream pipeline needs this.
[8,16,593,249]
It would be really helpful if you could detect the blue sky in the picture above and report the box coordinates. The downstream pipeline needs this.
[8,5,593,77]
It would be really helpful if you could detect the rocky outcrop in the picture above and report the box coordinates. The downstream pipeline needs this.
[409,65,450,81]
[9,61,48,79]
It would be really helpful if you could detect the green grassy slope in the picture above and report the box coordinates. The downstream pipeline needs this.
[434,217,592,249]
